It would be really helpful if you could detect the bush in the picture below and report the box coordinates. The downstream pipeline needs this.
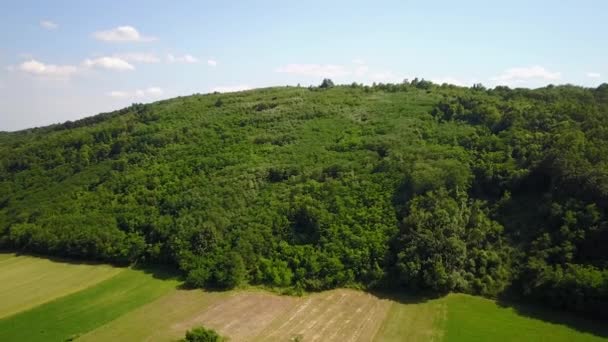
[181,326,223,342]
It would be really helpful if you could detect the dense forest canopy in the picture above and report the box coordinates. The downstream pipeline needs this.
[1,81,608,319]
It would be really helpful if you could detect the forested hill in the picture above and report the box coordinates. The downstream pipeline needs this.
[1,81,608,319]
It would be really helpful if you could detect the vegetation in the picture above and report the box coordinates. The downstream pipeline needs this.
[377,293,608,342]
[2,253,606,341]
[1,80,608,320]
[0,254,121,318]
[441,294,607,342]
[0,255,178,342]
[181,326,224,342]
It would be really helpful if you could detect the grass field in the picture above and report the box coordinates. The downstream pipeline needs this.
[374,295,446,342]
[1,253,607,341]
[442,294,607,342]
[0,253,122,318]
[0,254,179,342]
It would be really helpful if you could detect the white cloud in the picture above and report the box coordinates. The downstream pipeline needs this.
[17,59,78,79]
[369,71,400,83]
[115,52,160,63]
[207,59,217,67]
[83,57,134,71]
[587,72,601,78]
[275,61,404,83]
[146,87,163,95]
[211,85,251,93]
[491,66,561,84]
[107,87,163,98]
[354,65,369,77]
[432,77,466,86]
[93,26,156,42]
[107,91,130,98]
[167,54,199,63]
[40,20,58,30]
[275,64,351,78]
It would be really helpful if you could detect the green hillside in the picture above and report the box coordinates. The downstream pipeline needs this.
[1,81,608,320]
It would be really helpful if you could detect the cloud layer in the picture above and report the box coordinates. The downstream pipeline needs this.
[491,66,561,84]
[40,20,58,30]
[167,54,199,63]
[93,26,156,42]
[274,61,402,83]
[83,57,134,71]
[17,59,77,79]
[107,87,163,98]
[116,53,160,63]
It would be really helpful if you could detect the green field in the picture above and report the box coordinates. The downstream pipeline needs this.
[0,254,179,341]
[0,253,606,341]
[442,294,607,342]
[0,253,122,318]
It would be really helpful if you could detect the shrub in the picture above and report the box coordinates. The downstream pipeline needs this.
[181,326,223,342]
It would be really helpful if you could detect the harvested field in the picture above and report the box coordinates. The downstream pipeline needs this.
[255,290,391,342]
[83,288,392,341]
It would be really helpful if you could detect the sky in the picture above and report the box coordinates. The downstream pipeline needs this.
[0,0,606,131]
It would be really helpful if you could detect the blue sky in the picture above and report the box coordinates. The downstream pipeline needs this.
[1,0,606,131]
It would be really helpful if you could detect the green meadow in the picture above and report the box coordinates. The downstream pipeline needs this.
[0,254,178,342]
[0,254,121,318]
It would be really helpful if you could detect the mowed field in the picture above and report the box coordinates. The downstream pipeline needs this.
[1,253,607,342]
[0,253,122,318]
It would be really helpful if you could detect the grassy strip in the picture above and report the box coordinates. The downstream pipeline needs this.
[0,253,122,318]
[0,267,179,342]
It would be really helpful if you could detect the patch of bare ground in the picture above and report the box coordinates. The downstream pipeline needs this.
[170,289,391,341]
[173,291,300,341]
[83,288,393,341]
[256,289,392,342]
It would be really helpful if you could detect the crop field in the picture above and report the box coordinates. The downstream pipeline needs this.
[1,253,607,341]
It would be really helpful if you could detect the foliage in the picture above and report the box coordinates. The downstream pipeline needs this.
[319,78,335,88]
[181,326,224,342]
[1,82,608,319]
[395,189,511,295]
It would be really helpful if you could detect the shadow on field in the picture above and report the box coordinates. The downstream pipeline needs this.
[132,263,182,282]
[8,250,113,267]
[496,296,608,338]
[5,249,183,282]
[368,289,441,305]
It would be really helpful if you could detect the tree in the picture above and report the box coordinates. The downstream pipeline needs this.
[181,326,224,342]
[319,78,335,88]
[395,189,510,295]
